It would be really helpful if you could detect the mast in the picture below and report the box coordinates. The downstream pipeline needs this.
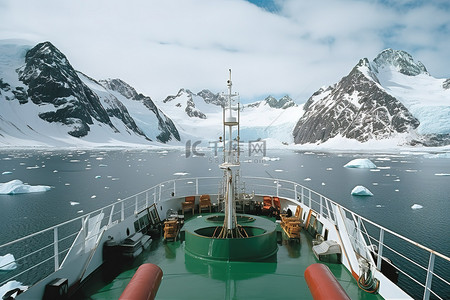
[217,69,243,238]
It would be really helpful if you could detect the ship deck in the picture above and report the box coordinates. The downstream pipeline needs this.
[71,214,383,300]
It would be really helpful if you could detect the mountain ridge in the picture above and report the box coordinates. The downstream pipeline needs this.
[293,48,450,146]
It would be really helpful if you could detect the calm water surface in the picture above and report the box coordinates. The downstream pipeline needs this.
[0,148,449,254]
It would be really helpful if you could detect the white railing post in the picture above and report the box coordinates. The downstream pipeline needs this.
[135,195,138,214]
[108,204,115,226]
[320,196,323,217]
[196,178,199,195]
[308,190,311,208]
[121,202,124,221]
[53,227,59,271]
[153,189,156,204]
[294,184,298,202]
[159,184,162,202]
[145,191,148,208]
[423,252,435,300]
[173,180,176,196]
[301,186,304,204]
[377,229,384,270]
[276,180,279,197]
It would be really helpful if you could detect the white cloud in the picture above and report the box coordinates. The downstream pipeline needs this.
[0,0,448,103]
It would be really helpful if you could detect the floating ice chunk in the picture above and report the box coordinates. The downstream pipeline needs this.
[0,254,17,271]
[173,172,189,176]
[70,201,79,206]
[65,183,70,186]
[90,195,96,199]
[326,168,333,171]
[377,166,391,170]
[274,169,283,172]
[0,180,51,195]
[95,175,101,179]
[26,165,39,170]
[99,164,108,167]
[411,204,423,210]
[2,171,12,175]
[77,210,83,213]
[262,157,280,161]
[304,178,311,181]
[321,182,326,186]
[376,157,391,161]
[53,170,58,173]
[351,185,373,196]
[344,159,377,169]
[70,160,80,163]
[405,170,418,173]
[435,173,450,176]
[0,280,27,299]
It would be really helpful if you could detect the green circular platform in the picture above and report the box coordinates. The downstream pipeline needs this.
[184,213,278,261]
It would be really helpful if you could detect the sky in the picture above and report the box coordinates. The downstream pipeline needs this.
[0,0,449,103]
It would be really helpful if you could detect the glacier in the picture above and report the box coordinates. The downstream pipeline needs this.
[0,180,51,194]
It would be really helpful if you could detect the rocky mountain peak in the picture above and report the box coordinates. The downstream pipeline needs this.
[197,89,225,107]
[99,78,139,99]
[443,78,450,90]
[293,51,421,145]
[263,95,295,109]
[17,41,114,137]
[372,48,428,76]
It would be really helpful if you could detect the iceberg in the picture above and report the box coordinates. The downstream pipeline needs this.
[411,204,423,210]
[0,180,51,195]
[0,254,17,271]
[0,280,27,300]
[344,159,377,169]
[351,185,374,196]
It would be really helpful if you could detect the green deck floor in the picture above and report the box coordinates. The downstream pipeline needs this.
[72,215,384,300]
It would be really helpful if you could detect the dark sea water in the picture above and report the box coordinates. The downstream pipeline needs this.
[0,148,449,297]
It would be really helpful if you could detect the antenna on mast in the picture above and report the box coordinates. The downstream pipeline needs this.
[216,69,245,238]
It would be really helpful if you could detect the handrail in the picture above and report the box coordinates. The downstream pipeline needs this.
[0,176,448,300]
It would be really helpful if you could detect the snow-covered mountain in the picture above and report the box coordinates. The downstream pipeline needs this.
[98,78,180,143]
[293,49,450,146]
[0,41,180,147]
[156,90,303,144]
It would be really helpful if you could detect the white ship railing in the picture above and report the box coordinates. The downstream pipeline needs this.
[0,176,448,300]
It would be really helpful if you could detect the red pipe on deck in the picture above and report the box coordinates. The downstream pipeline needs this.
[304,263,351,300]
[119,263,163,300]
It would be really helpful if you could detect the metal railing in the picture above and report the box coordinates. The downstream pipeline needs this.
[1,176,448,300]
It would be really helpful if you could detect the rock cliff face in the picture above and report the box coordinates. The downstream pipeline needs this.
[100,79,180,142]
[443,79,450,90]
[197,89,226,107]
[17,42,116,137]
[293,49,423,144]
